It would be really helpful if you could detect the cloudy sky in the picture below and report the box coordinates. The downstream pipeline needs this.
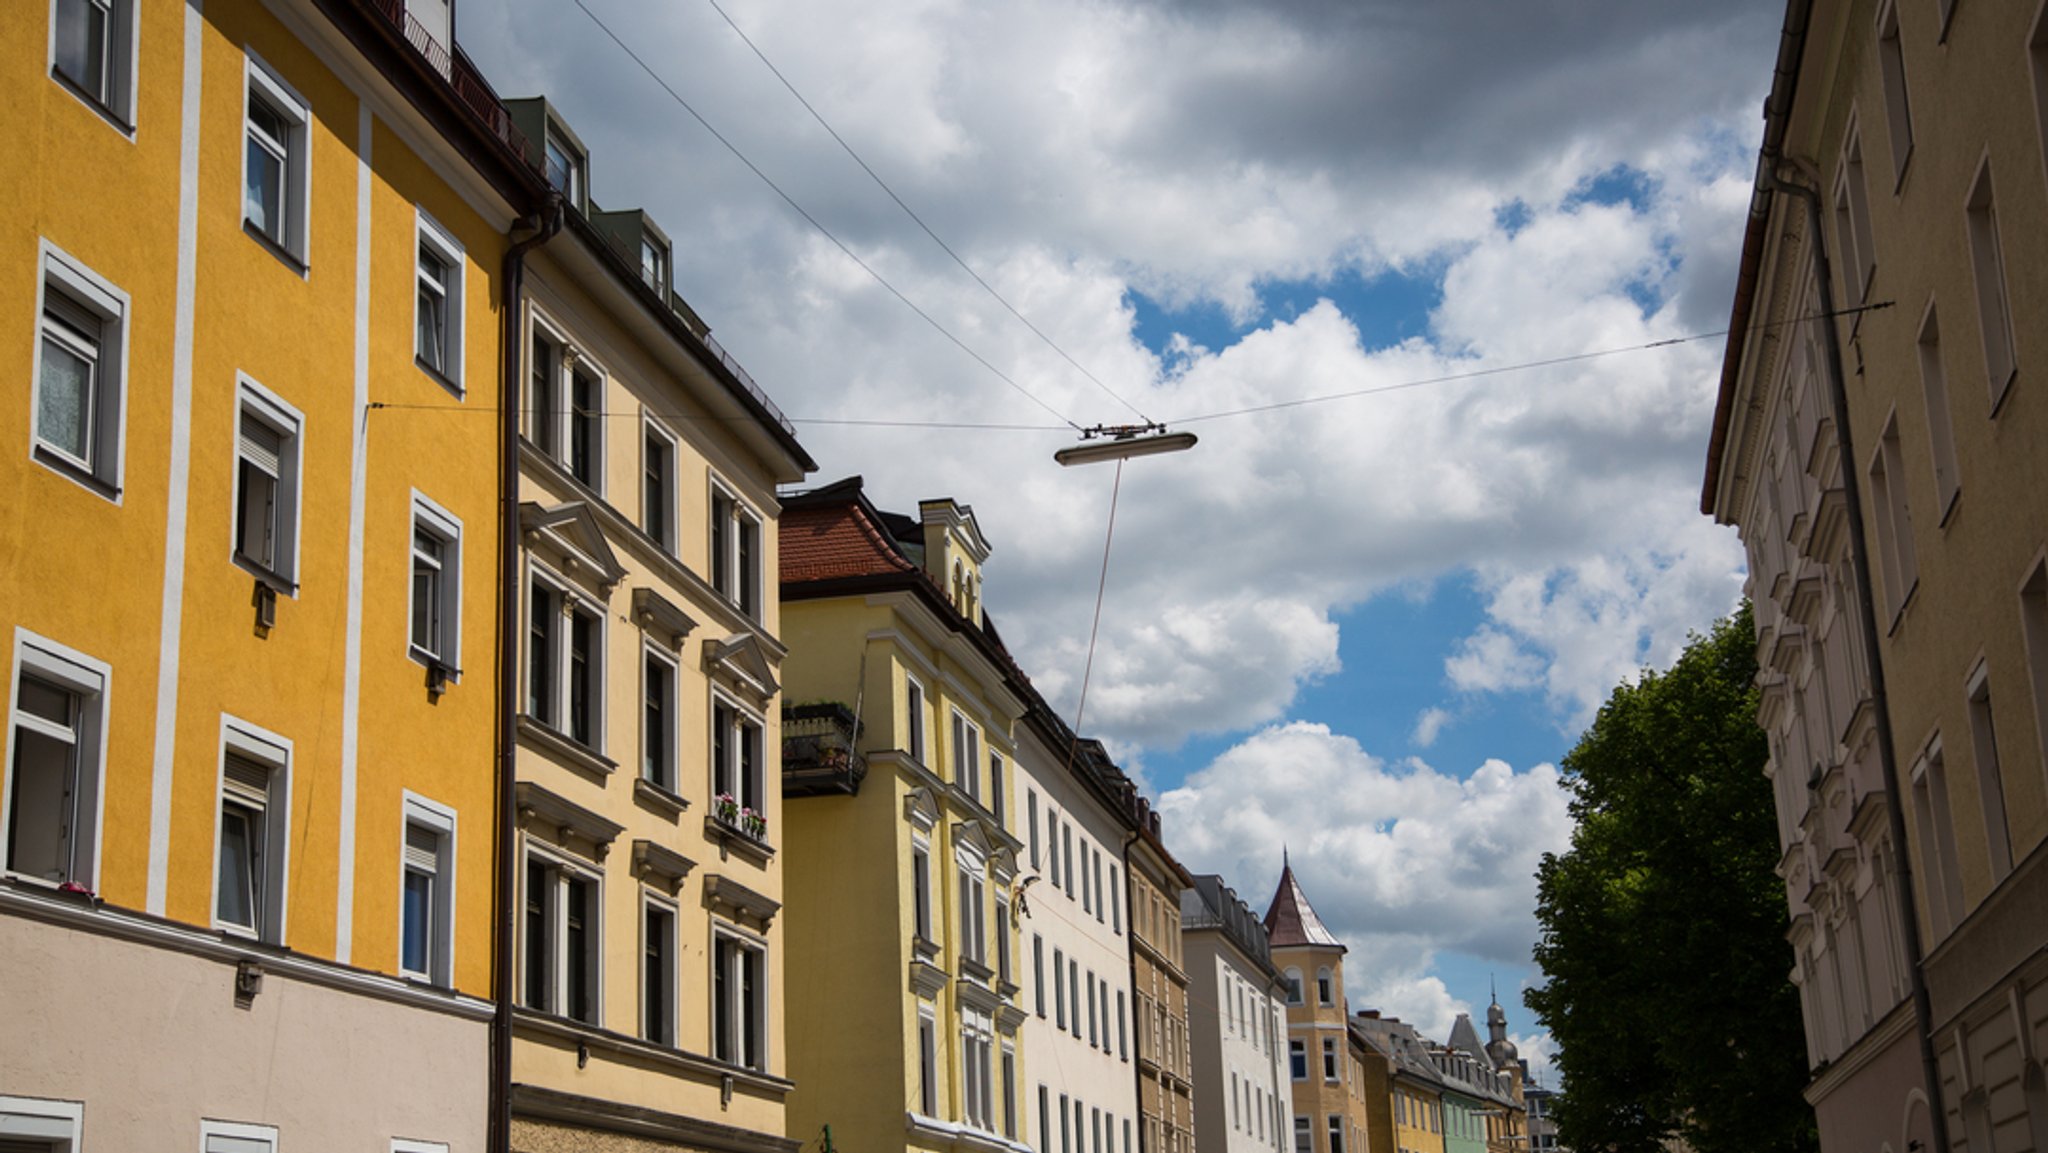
[464,0,1779,1084]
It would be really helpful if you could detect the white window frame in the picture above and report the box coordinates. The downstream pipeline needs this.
[912,834,935,943]
[711,924,770,1071]
[31,240,129,498]
[905,674,928,764]
[918,1008,939,1115]
[525,562,605,750]
[711,689,766,820]
[1965,155,2018,411]
[212,715,292,944]
[961,1006,996,1130]
[409,491,462,677]
[642,417,679,554]
[1964,661,2014,881]
[952,709,982,802]
[241,51,311,266]
[642,643,680,792]
[566,353,605,493]
[231,375,304,590]
[398,790,457,986]
[958,859,988,968]
[3,628,110,891]
[391,1141,450,1153]
[709,478,762,620]
[414,209,465,395]
[1833,123,1877,308]
[48,0,140,131]
[526,312,568,457]
[1874,0,1913,188]
[201,1119,278,1153]
[522,840,603,1024]
[641,889,679,1046]
[2,1091,84,1151]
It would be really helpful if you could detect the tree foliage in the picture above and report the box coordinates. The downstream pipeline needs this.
[1524,603,1816,1153]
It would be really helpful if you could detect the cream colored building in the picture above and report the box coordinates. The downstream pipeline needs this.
[1703,1,2048,1150]
[1185,873,1294,1153]
[503,96,815,1153]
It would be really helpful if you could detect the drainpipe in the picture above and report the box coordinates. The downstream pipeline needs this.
[1765,162,1950,1153]
[492,198,563,1153]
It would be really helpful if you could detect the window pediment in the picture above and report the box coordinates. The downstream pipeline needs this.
[703,873,780,931]
[633,838,696,894]
[516,780,623,860]
[905,786,939,833]
[632,586,698,651]
[703,633,779,706]
[521,501,625,591]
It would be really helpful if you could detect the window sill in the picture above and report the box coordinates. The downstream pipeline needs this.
[50,69,136,139]
[414,355,464,399]
[243,220,308,276]
[30,444,121,503]
[704,814,774,866]
[234,555,300,598]
[517,714,618,780]
[634,777,689,819]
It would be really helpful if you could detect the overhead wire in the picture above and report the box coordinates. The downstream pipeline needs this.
[701,0,1153,425]
[567,0,1084,432]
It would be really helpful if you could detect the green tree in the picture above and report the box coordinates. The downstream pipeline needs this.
[1525,602,1816,1153]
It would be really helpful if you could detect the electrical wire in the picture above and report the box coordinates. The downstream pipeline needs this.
[1070,459,1123,749]
[702,0,1153,425]
[568,0,1084,432]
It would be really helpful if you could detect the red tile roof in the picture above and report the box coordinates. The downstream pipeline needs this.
[779,500,917,583]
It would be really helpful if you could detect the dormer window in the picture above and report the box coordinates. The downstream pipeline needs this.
[544,132,582,206]
[640,238,668,294]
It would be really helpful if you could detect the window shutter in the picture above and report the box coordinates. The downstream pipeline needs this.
[44,289,102,344]
[405,822,440,873]
[224,753,270,805]
[240,412,283,475]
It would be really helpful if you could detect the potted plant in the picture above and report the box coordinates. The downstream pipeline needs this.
[741,807,767,840]
[715,792,740,825]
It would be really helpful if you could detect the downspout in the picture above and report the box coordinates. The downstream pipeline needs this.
[1764,163,1950,1153]
[492,197,563,1153]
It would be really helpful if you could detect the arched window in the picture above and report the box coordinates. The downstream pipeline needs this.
[1284,967,1303,1005]
[1316,966,1334,1006]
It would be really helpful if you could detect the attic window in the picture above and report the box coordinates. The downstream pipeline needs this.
[640,238,668,295]
[544,131,582,206]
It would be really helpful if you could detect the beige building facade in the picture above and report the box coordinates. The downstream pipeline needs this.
[1704,2,2048,1151]
[1128,797,1197,1153]
[1184,873,1293,1153]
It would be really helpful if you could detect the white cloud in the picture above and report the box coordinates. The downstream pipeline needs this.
[1411,707,1453,749]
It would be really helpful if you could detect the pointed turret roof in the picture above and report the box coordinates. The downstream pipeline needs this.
[1262,860,1345,951]
[1447,1012,1488,1061]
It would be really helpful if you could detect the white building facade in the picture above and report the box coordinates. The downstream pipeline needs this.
[1185,874,1294,1153]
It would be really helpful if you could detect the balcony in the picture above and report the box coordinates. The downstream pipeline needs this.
[782,702,867,797]
[355,0,543,176]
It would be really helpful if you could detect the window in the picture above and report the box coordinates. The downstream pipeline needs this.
[1003,1053,1019,1140]
[640,237,668,294]
[643,422,676,552]
[1087,970,1098,1044]
[953,711,982,802]
[1041,1087,1052,1153]
[33,243,128,494]
[1117,989,1127,1058]
[415,212,465,391]
[2021,561,2048,799]
[918,1010,938,1114]
[714,931,767,1069]
[1028,789,1040,868]
[1316,966,1334,1006]
[202,1120,278,1153]
[1048,811,1061,886]
[1082,844,1093,914]
[1093,1108,1103,1153]
[713,696,764,825]
[1323,1037,1338,1081]
[1110,865,1121,932]
[1100,980,1111,1053]
[1093,852,1105,922]
[544,130,582,205]
[991,752,1007,825]
[1034,933,1046,1015]
[962,1009,995,1129]
[1965,664,2013,881]
[959,863,987,967]
[1912,738,1965,937]
[0,1094,84,1150]
[1061,1093,1072,1153]
[528,322,562,455]
[1917,301,1960,519]
[1291,1039,1308,1080]
[568,363,602,489]
[214,720,290,943]
[527,573,603,747]
[1966,160,2018,410]
[233,379,303,587]
[996,893,1012,983]
[912,839,934,942]
[51,0,137,125]
[243,56,309,262]
[1875,0,1913,186]
[1328,1117,1344,1153]
[522,851,600,1023]
[5,631,108,887]
[710,485,761,619]
[1063,823,1075,899]
[1867,411,1918,617]
[905,676,928,764]
[1285,967,1303,1005]
[410,494,462,675]
[1055,947,1066,1028]
[1233,1073,1241,1129]
[400,793,456,986]
[1075,1100,1084,1153]
[1070,957,1081,1038]
[1294,1118,1312,1153]
[643,648,677,790]
[1833,129,1877,306]
[643,898,676,1045]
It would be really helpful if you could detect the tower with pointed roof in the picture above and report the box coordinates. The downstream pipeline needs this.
[1266,860,1361,1153]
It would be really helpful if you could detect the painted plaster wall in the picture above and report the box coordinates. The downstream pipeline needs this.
[1188,935,1293,1153]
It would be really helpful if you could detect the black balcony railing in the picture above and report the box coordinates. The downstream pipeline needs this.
[357,0,543,176]
[783,702,867,798]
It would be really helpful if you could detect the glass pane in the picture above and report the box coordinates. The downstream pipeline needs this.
[568,613,591,743]
[53,0,109,102]
[528,589,555,723]
[565,878,588,1020]
[38,334,94,465]
[18,677,74,728]
[416,282,445,372]
[714,940,732,1061]
[402,867,432,974]
[522,859,550,1010]
[217,806,256,928]
[237,459,276,568]
[412,560,439,653]
[8,728,77,881]
[245,133,285,241]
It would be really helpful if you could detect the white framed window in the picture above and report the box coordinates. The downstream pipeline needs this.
[410,492,462,677]
[242,53,310,264]
[1327,1116,1344,1153]
[713,928,768,1070]
[1965,158,2018,410]
[710,481,761,620]
[526,567,604,749]
[952,710,982,801]
[4,629,109,889]
[995,891,1012,984]
[399,791,456,985]
[642,893,678,1045]
[1294,1117,1312,1153]
[232,377,304,588]
[641,237,669,294]
[958,861,987,967]
[1290,1039,1307,1080]
[568,360,602,491]
[201,1119,278,1153]
[919,1009,939,1115]
[1867,410,1918,619]
[1916,300,1961,520]
[643,645,679,791]
[643,419,678,553]
[32,241,128,496]
[527,317,564,456]
[1284,966,1302,1005]
[1316,966,1334,1006]
[1833,126,1877,307]
[1322,1037,1338,1081]
[962,1007,995,1130]
[990,751,1006,825]
[905,675,928,764]
[50,0,138,128]
[712,692,765,824]
[1875,0,1913,187]
[522,845,601,1023]
[0,1093,84,1150]
[213,716,291,944]
[414,210,465,393]
[912,837,934,942]
[1964,662,2013,881]
[1002,1044,1019,1139]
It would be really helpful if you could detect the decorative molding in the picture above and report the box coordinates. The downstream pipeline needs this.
[904,1111,1034,1153]
[633,586,698,650]
[517,714,619,781]
[704,815,775,867]
[634,777,689,820]
[520,500,626,591]
[910,957,949,999]
[957,973,1002,1014]
[633,839,697,894]
[703,633,780,706]
[703,874,780,930]
[904,786,940,833]
[508,1038,795,1121]
[516,780,624,860]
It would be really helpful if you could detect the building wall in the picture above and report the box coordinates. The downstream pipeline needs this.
[1130,840,1195,1153]
[1276,941,1352,1153]
[1187,933,1292,1153]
